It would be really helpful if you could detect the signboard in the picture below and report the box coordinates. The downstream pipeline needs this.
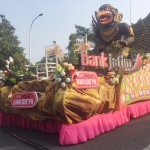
[11,91,38,108]
[81,49,142,74]
[81,50,108,67]
[72,71,98,89]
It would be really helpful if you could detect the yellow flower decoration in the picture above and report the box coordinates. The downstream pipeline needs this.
[116,74,120,78]
[68,64,75,70]
[63,62,68,67]
[57,64,61,68]
[57,67,63,72]
[70,66,75,70]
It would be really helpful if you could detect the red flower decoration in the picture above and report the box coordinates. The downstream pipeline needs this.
[73,74,77,80]
[4,71,10,76]
[69,69,75,75]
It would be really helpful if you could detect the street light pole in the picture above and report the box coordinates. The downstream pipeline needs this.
[29,13,43,65]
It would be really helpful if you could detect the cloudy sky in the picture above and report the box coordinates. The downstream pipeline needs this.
[0,0,150,63]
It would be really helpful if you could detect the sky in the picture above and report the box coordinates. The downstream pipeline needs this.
[0,0,150,63]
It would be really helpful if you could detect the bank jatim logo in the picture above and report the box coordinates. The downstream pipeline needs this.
[11,92,38,108]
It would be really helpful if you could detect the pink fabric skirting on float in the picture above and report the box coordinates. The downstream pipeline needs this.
[60,100,150,145]
[0,100,150,145]
[0,112,61,133]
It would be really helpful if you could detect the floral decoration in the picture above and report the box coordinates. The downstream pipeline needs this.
[142,58,149,66]
[106,41,122,57]
[54,62,76,88]
[105,72,120,85]
[3,56,34,86]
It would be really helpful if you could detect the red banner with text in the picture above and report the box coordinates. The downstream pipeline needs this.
[72,71,98,89]
[11,91,38,108]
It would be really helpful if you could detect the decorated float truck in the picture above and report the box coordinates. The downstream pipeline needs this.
[1,4,150,145]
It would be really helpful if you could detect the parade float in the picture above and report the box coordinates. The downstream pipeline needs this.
[1,4,150,145]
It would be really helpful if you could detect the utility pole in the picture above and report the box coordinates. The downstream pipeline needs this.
[130,0,131,25]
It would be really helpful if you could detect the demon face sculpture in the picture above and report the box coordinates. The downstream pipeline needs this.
[98,4,123,25]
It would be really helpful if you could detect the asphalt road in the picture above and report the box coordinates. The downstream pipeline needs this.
[0,113,150,150]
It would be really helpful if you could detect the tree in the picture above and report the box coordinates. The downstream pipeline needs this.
[65,33,77,63]
[65,25,93,64]
[75,25,93,43]
[0,14,27,70]
[37,56,46,63]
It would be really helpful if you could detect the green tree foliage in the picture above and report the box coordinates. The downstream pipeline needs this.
[0,14,27,70]
[37,56,46,63]
[65,33,77,63]
[65,25,93,64]
[75,25,93,42]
